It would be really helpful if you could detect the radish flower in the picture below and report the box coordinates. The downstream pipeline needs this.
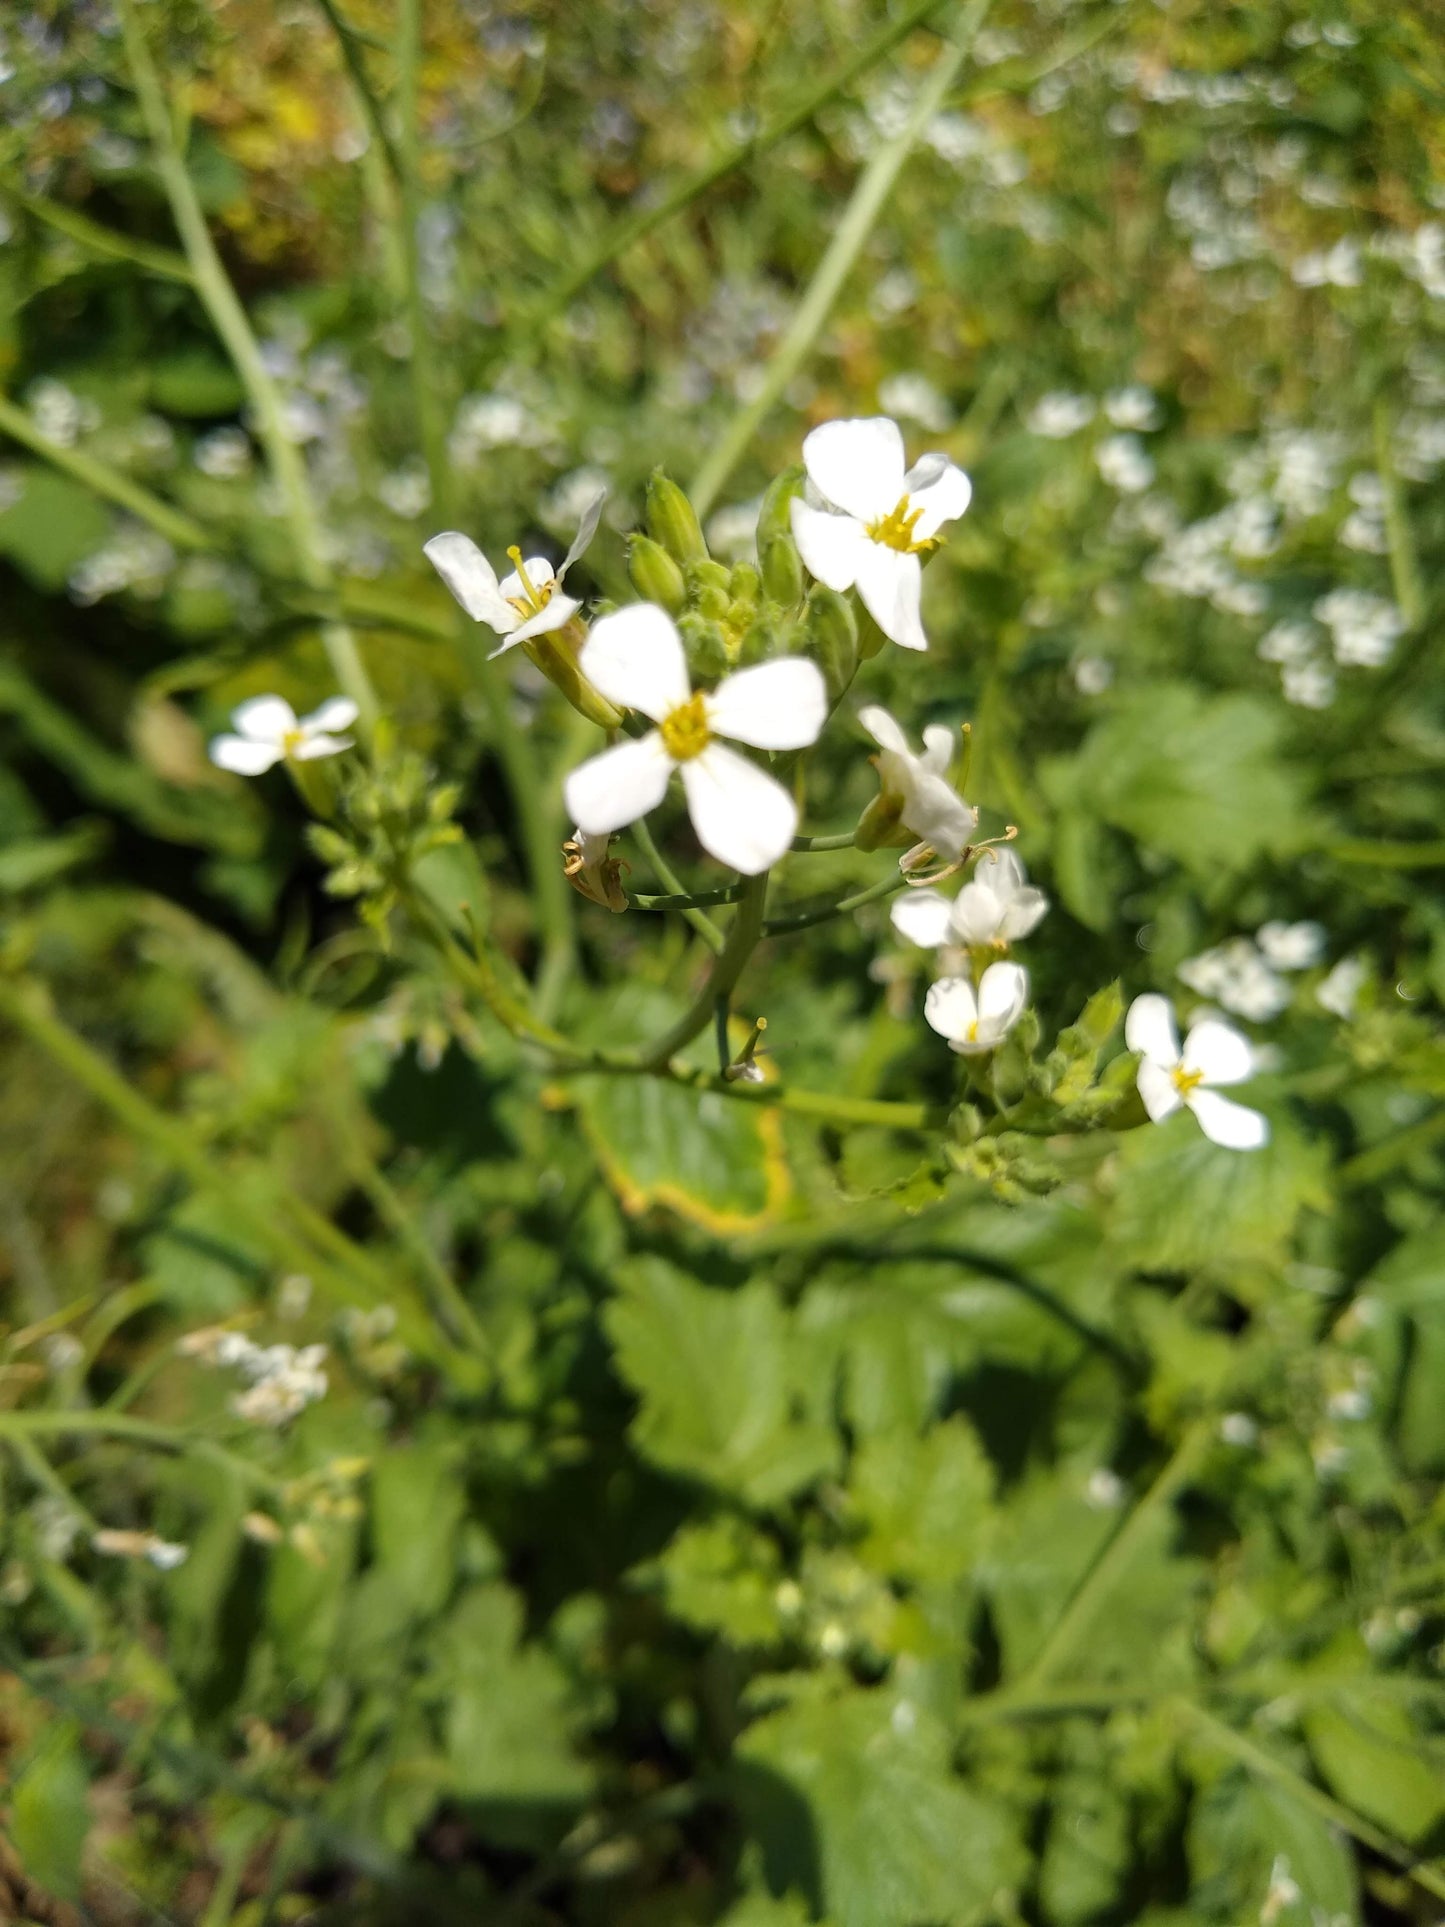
[925,962,1029,1054]
[1125,993,1269,1150]
[424,489,605,655]
[859,706,976,862]
[790,417,972,650]
[564,605,826,875]
[892,848,1047,950]
[209,694,358,775]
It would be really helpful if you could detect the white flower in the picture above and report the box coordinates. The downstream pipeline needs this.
[1126,992,1269,1150]
[789,417,972,651]
[1281,662,1336,709]
[1258,619,1318,664]
[563,605,826,875]
[1095,432,1155,493]
[1027,391,1096,438]
[877,372,953,433]
[1317,954,1366,1018]
[1312,588,1405,667]
[891,849,1047,950]
[209,695,358,775]
[1256,920,1325,970]
[1104,385,1161,430]
[1177,939,1289,1022]
[424,489,606,655]
[858,706,977,861]
[924,962,1029,1055]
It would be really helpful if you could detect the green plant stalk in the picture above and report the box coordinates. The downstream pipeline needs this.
[688,0,991,519]
[0,1409,279,1495]
[764,866,908,934]
[1015,1420,1212,1692]
[1339,1106,1445,1187]
[313,0,404,184]
[117,0,379,732]
[629,885,744,911]
[791,830,859,852]
[0,391,217,550]
[6,180,194,281]
[394,0,454,521]
[644,871,771,1066]
[1374,400,1425,629]
[631,815,725,953]
[1329,836,1445,869]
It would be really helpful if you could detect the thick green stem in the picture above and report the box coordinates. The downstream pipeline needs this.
[791,830,859,853]
[631,816,725,953]
[117,0,379,731]
[688,0,991,519]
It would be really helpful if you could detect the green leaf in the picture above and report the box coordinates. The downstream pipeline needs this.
[1304,1692,1445,1846]
[10,1723,91,1901]
[148,348,247,417]
[371,1437,467,1619]
[849,1416,994,1587]
[1188,1768,1359,1923]
[1039,1765,1132,1925]
[605,1258,839,1508]
[1040,683,1311,878]
[734,1687,1026,1927]
[0,467,112,589]
[642,1515,786,1647]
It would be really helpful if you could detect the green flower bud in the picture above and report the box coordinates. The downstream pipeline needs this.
[522,619,623,729]
[645,470,707,565]
[696,583,731,622]
[759,534,803,607]
[728,561,761,605]
[678,612,731,683]
[685,558,732,598]
[805,586,858,704]
[626,534,687,613]
[852,791,909,851]
[756,463,805,550]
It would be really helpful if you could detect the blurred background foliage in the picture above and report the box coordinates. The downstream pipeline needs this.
[1,0,1444,1921]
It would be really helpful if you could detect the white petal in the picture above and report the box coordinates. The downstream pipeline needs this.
[302,696,360,736]
[951,879,1005,945]
[231,695,296,744]
[924,975,979,1044]
[707,658,827,751]
[903,453,972,539]
[563,734,674,835]
[291,732,353,761]
[801,417,905,523]
[681,743,796,874]
[977,960,1029,1035]
[858,704,908,755]
[510,593,581,644]
[999,888,1049,941]
[578,605,691,721]
[559,488,607,578]
[1188,1089,1270,1150]
[920,723,954,774]
[423,532,517,632]
[890,890,955,948]
[988,848,1027,893]
[210,734,283,775]
[790,499,870,592]
[1137,1057,1183,1122]
[902,773,976,861]
[854,544,926,651]
[1125,993,1180,1066]
[1182,1019,1254,1086]
[498,557,556,602]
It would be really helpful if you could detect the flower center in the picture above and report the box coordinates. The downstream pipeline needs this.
[966,1018,980,1043]
[865,495,935,554]
[281,728,306,757]
[1171,1065,1205,1097]
[506,546,556,616]
[659,692,711,762]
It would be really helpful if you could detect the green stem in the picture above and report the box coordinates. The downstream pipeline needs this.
[6,181,193,282]
[644,872,770,1066]
[0,391,217,551]
[117,0,379,732]
[1177,1701,1445,1904]
[765,866,907,935]
[628,886,744,912]
[1373,400,1425,629]
[1339,1107,1445,1188]
[313,0,404,184]
[688,0,991,519]
[395,0,454,521]
[791,830,858,852]
[631,816,725,953]
[0,1409,280,1495]
[1015,1421,1212,1692]
[1328,836,1445,870]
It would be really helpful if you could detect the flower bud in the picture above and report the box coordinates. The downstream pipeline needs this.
[678,612,731,682]
[804,586,858,704]
[626,534,687,613]
[759,535,803,607]
[685,558,732,598]
[522,619,622,729]
[756,463,805,551]
[852,791,908,851]
[729,561,761,605]
[645,470,707,565]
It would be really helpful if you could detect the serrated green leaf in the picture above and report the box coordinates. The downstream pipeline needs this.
[849,1416,994,1587]
[1039,1765,1132,1925]
[643,1515,785,1646]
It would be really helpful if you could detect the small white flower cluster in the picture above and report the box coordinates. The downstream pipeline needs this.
[181,1326,328,1426]
[890,849,1047,1057]
[1312,587,1405,667]
[1291,236,1363,289]
[448,386,559,468]
[193,425,254,479]
[26,375,99,448]
[1027,391,1095,439]
[1338,472,1388,554]
[1176,921,1323,1023]
[68,526,176,606]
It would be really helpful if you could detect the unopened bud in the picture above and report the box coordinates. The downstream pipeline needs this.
[685,559,732,598]
[757,464,805,551]
[695,582,731,622]
[522,619,622,729]
[728,561,761,605]
[759,534,803,607]
[627,534,686,613]
[805,586,858,703]
[853,791,909,852]
[678,612,730,682]
[645,471,707,565]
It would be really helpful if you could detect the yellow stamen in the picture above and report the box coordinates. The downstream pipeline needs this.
[659,692,711,761]
[506,545,555,615]
[1171,1065,1205,1097]
[865,495,938,555]
[966,1018,980,1043]
[281,728,305,757]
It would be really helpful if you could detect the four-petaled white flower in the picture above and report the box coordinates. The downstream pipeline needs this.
[1125,993,1269,1150]
[424,489,605,655]
[209,695,358,775]
[790,417,972,651]
[859,705,976,861]
[925,961,1029,1054]
[892,848,1047,950]
[563,605,827,875]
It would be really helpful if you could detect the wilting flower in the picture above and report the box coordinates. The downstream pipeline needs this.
[424,489,606,655]
[891,848,1047,950]
[858,706,976,862]
[1126,992,1268,1149]
[925,961,1029,1054]
[563,605,826,875]
[92,1529,189,1570]
[562,827,629,911]
[790,417,972,650]
[209,695,358,775]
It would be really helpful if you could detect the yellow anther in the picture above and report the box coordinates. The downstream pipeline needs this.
[659,692,711,761]
[506,546,555,614]
[1171,1065,1205,1097]
[865,495,937,554]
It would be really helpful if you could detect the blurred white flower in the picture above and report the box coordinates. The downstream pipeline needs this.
[93,1529,190,1570]
[193,425,253,478]
[209,695,358,775]
[425,489,605,654]
[925,962,1029,1055]
[1317,955,1367,1018]
[1258,619,1318,664]
[1073,655,1113,695]
[891,849,1047,951]
[564,606,826,875]
[1177,938,1289,1021]
[1281,662,1336,708]
[1313,587,1405,666]
[1104,385,1161,430]
[877,372,953,433]
[791,417,972,651]
[1126,993,1269,1149]
[1027,391,1096,438]
[1291,238,1363,288]
[378,459,432,520]
[1096,432,1156,493]
[858,706,976,862]
[1256,920,1325,970]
